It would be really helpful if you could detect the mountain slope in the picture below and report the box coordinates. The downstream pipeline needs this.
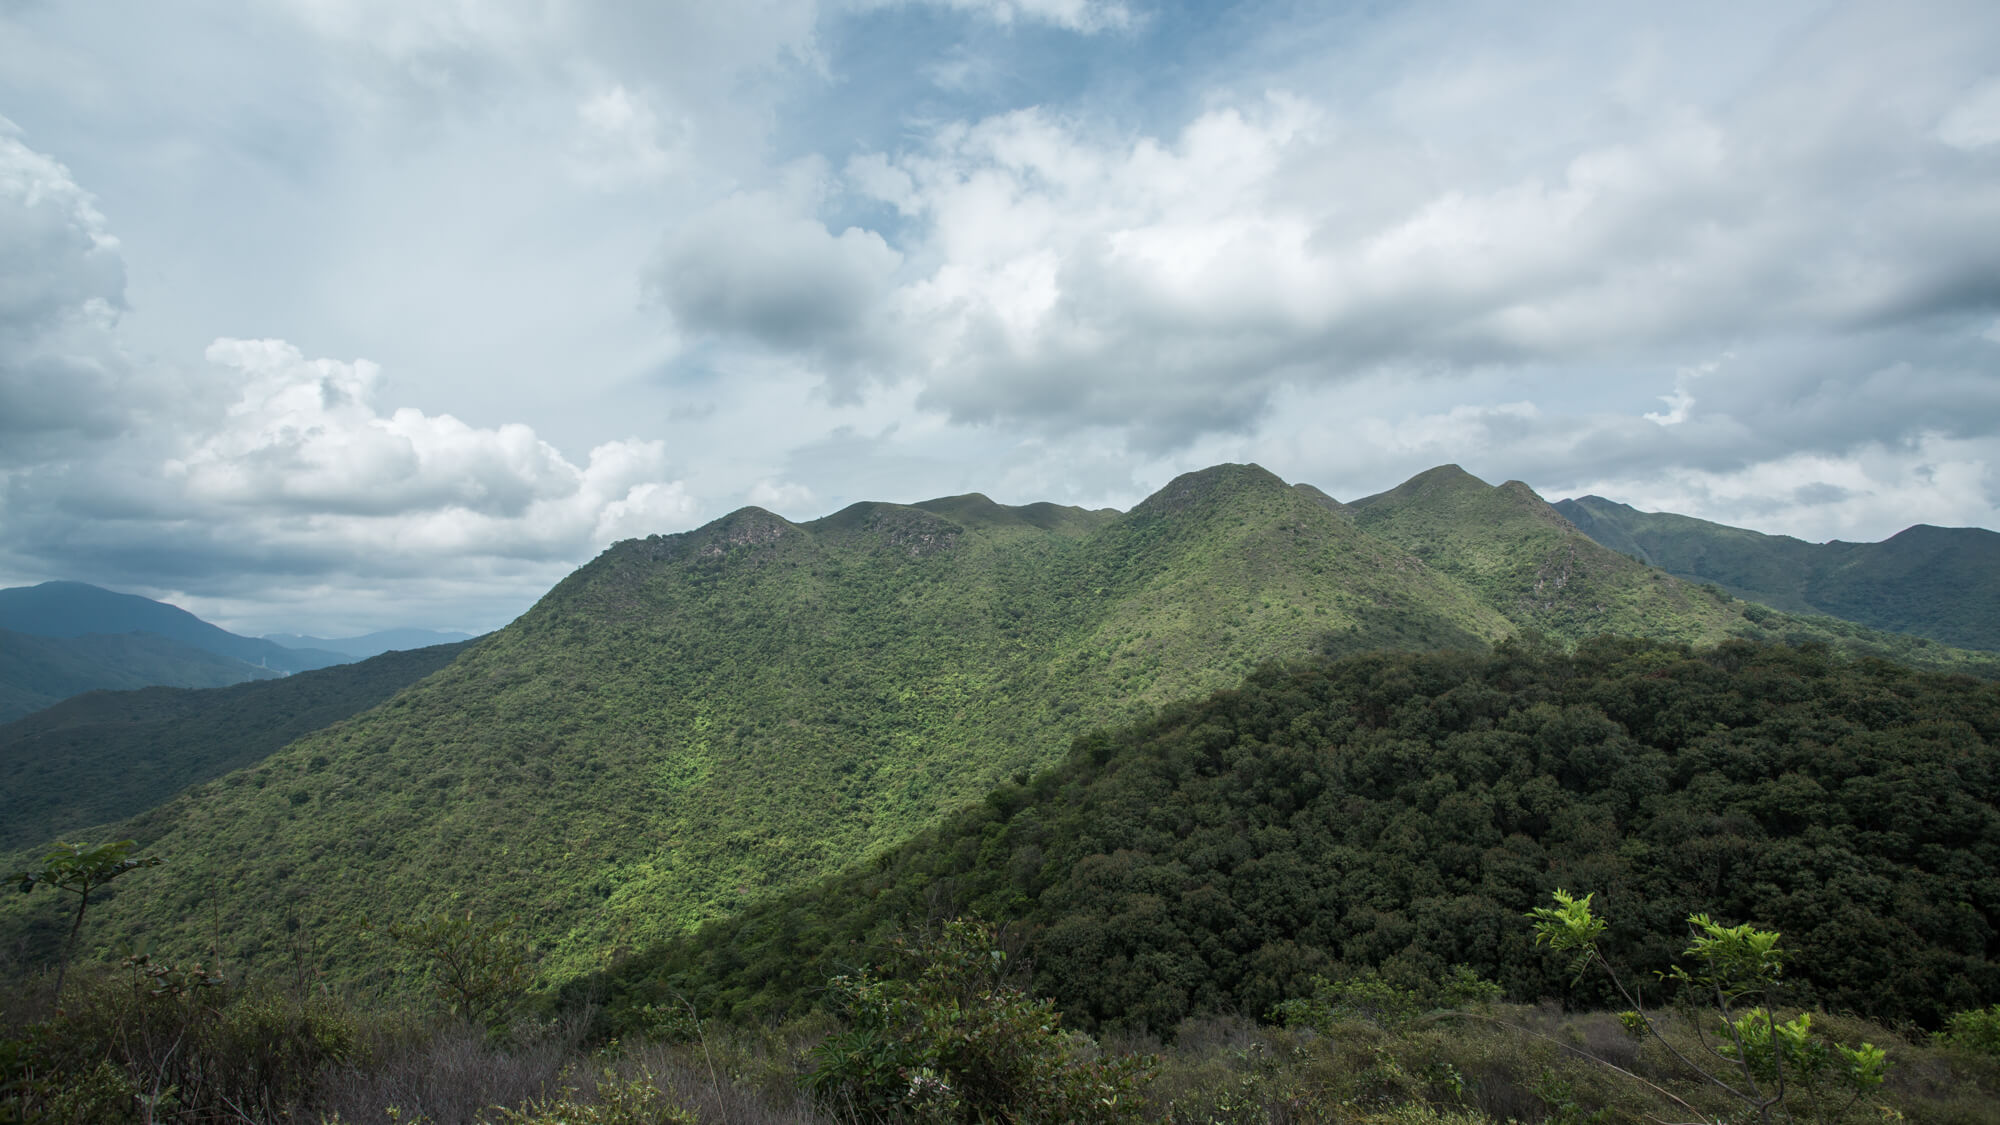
[593,637,2000,1032]
[1354,468,2000,675]
[1349,466,1743,644]
[0,628,283,723]
[0,641,473,851]
[13,464,1994,996]
[1555,495,2000,651]
[13,466,1519,988]
[0,582,347,673]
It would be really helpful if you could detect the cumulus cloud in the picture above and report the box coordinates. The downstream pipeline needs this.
[631,0,2000,510]
[746,478,816,514]
[169,338,694,553]
[651,185,902,360]
[1554,433,2000,543]
[10,0,2000,627]
[0,122,138,451]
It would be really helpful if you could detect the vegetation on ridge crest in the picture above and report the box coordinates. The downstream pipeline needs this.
[4,463,1996,1010]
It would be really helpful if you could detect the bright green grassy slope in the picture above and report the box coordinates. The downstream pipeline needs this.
[1555,494,2000,651]
[10,465,1519,990]
[0,641,472,852]
[1357,468,2000,675]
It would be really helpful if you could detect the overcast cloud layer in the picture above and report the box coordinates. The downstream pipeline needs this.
[2,0,1997,634]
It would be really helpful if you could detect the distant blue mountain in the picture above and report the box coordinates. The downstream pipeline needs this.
[263,628,477,660]
[0,581,348,673]
[0,626,284,723]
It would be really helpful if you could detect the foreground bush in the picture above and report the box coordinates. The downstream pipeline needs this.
[803,920,1153,1123]
[2,956,382,1123]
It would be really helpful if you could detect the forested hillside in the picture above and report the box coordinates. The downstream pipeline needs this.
[0,640,472,851]
[592,637,2000,1033]
[7,464,1996,1003]
[1556,494,2000,650]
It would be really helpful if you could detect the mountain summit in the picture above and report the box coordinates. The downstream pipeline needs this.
[12,464,1992,993]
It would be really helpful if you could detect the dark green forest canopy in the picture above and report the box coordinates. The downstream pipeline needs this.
[589,637,2000,1034]
[8,464,1997,998]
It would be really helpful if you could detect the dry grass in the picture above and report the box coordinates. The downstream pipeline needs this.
[7,966,1999,1125]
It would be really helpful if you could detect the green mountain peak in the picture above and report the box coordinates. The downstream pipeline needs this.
[909,493,1117,537]
[9,462,1995,1000]
[1127,462,1291,521]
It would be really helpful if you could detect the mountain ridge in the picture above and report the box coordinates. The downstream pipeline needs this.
[0,627,286,723]
[1555,495,2000,650]
[262,629,477,659]
[7,463,1998,1001]
[0,581,348,672]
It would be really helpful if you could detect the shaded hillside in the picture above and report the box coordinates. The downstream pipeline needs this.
[8,466,1519,989]
[0,628,282,723]
[592,638,2000,1033]
[1556,495,2000,651]
[12,463,1996,998]
[0,581,346,673]
[0,640,473,851]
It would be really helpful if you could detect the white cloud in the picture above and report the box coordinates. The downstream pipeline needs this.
[867,0,1134,34]
[571,84,683,187]
[175,340,567,517]
[8,0,2000,630]
[635,6,1999,470]
[1937,75,2000,150]
[169,338,694,556]
[746,478,816,514]
[277,0,563,63]
[0,122,140,450]
[1556,433,2000,543]
[1643,358,1723,427]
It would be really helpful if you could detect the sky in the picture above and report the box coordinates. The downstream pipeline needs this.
[2,0,1998,636]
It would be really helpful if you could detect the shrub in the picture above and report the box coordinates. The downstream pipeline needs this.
[486,1066,698,1124]
[1943,1005,2000,1057]
[1529,890,1889,1125]
[803,920,1153,1123]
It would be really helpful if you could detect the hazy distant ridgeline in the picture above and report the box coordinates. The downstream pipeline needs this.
[0,581,474,727]
[262,628,477,660]
[0,627,283,724]
[1557,495,2000,651]
[5,464,1997,1003]
[0,581,349,673]
[0,640,474,852]
[0,581,359,721]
